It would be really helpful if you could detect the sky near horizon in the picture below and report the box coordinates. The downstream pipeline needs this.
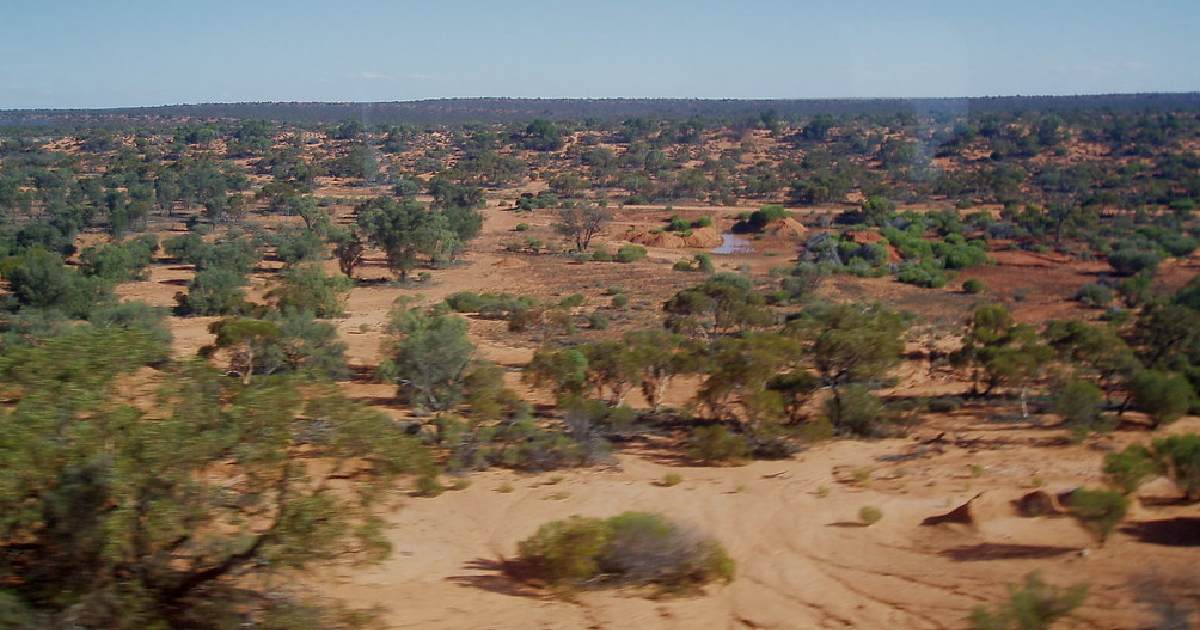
[2,1,1198,109]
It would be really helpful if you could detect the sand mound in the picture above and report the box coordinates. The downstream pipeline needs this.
[763,217,807,239]
[625,229,685,248]
[624,227,721,249]
[682,226,723,248]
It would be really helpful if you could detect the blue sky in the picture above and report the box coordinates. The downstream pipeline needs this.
[2,0,1197,108]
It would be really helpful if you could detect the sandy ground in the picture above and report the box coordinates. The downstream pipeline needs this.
[315,429,1199,630]
[110,194,1200,630]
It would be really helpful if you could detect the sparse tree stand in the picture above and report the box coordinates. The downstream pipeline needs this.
[0,328,428,628]
[555,204,612,251]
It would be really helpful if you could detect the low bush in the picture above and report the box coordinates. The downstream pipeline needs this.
[616,245,647,263]
[858,506,883,526]
[1074,283,1113,308]
[514,512,734,591]
[687,425,749,464]
[824,385,885,437]
[969,572,1087,630]
[962,278,986,294]
[1065,488,1128,544]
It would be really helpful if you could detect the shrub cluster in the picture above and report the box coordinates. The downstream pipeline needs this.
[515,512,734,591]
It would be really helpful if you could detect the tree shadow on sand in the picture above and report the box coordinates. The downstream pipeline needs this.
[444,558,547,599]
[1120,518,1200,547]
[939,543,1078,561]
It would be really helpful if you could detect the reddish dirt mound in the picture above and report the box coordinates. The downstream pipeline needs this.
[844,229,884,245]
[682,226,722,248]
[844,229,901,262]
[623,226,722,249]
[763,217,807,239]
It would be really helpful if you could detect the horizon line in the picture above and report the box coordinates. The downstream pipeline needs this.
[5,91,1200,113]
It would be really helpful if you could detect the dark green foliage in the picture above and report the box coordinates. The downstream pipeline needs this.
[272,227,325,265]
[515,512,734,591]
[823,384,885,437]
[1113,434,1200,501]
[87,301,172,358]
[176,267,248,315]
[742,204,789,231]
[897,259,947,288]
[969,572,1088,630]
[1052,378,1107,436]
[1065,489,1129,543]
[2,248,113,319]
[0,326,428,628]
[379,305,474,412]
[1102,443,1160,494]
[356,196,464,279]
[444,291,534,320]
[163,232,261,274]
[664,273,773,336]
[616,244,647,263]
[519,118,564,151]
[956,303,1051,398]
[963,278,986,294]
[79,235,158,281]
[1107,241,1162,276]
[261,311,350,380]
[687,425,750,464]
[1128,370,1191,428]
[1074,283,1113,308]
[267,264,353,318]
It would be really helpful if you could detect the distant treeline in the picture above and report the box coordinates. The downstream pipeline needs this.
[3,94,1200,127]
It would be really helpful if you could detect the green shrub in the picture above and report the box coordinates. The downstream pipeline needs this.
[897,260,947,289]
[694,253,715,273]
[1075,283,1113,308]
[1065,488,1128,544]
[687,425,749,464]
[587,311,609,330]
[1052,378,1107,436]
[88,302,172,356]
[660,473,682,487]
[445,291,534,319]
[668,216,690,232]
[1102,443,1159,494]
[267,264,352,318]
[1129,370,1191,428]
[616,245,647,263]
[515,512,734,591]
[611,293,629,309]
[176,267,248,316]
[673,259,693,272]
[1149,434,1200,500]
[80,236,157,281]
[515,223,530,231]
[962,278,986,294]
[1108,243,1161,276]
[824,385,884,437]
[2,248,114,319]
[414,471,446,497]
[858,506,883,526]
[558,294,585,308]
[696,216,713,229]
[969,572,1088,630]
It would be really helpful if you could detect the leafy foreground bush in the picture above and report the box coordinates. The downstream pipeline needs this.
[969,572,1088,630]
[513,512,734,593]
